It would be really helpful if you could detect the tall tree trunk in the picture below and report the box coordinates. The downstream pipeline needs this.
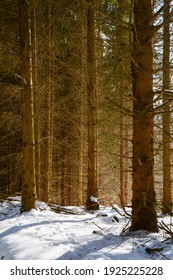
[18,0,37,211]
[119,111,127,205]
[77,2,86,206]
[86,0,99,210]
[30,0,41,199]
[44,0,54,202]
[116,0,130,206]
[162,0,172,214]
[131,0,157,231]
[77,88,84,206]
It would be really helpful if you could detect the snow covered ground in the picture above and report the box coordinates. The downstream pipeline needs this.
[0,196,173,260]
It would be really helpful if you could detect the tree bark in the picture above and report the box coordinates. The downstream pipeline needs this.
[86,0,99,210]
[162,0,172,214]
[30,0,41,200]
[61,132,67,206]
[18,0,37,211]
[77,1,86,206]
[131,0,158,231]
[44,0,54,202]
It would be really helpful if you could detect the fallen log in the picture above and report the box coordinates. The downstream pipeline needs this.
[47,203,83,215]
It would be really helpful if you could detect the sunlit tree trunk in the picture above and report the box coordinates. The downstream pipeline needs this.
[18,0,37,211]
[162,0,172,214]
[77,87,84,206]
[61,132,67,206]
[30,0,41,199]
[86,0,99,210]
[44,0,54,202]
[77,2,86,206]
[131,0,157,231]
[120,111,126,205]
[115,0,131,206]
[67,156,73,206]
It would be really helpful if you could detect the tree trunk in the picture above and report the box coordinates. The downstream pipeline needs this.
[30,0,41,200]
[44,0,54,202]
[131,0,158,231]
[116,0,131,206]
[86,0,99,210]
[120,112,127,205]
[61,133,67,206]
[162,0,172,214]
[77,88,84,206]
[77,1,87,206]
[18,0,37,211]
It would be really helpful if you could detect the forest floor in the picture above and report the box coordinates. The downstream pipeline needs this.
[0,196,173,260]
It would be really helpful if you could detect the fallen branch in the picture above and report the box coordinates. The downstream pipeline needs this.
[111,203,132,234]
[111,203,131,218]
[92,221,104,231]
[158,221,173,239]
[48,203,83,215]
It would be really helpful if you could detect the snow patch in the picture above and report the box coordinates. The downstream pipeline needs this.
[90,196,98,203]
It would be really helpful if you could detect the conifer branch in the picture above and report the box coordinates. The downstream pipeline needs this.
[150,0,172,25]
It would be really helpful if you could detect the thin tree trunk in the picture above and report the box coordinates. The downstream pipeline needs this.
[44,0,54,202]
[30,0,41,199]
[120,105,125,204]
[86,0,99,210]
[77,90,84,206]
[61,133,67,206]
[131,0,158,231]
[116,0,130,206]
[67,156,73,206]
[162,0,172,214]
[77,2,87,206]
[18,0,37,211]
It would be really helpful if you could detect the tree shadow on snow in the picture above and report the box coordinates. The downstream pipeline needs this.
[0,216,94,239]
[56,232,150,260]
